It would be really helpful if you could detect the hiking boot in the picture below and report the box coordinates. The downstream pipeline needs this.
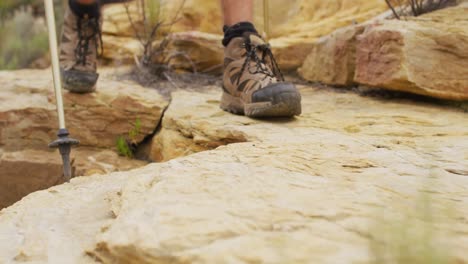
[59,2,102,93]
[221,33,301,117]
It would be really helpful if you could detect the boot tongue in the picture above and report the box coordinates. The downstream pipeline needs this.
[244,32,266,47]
[249,34,266,45]
[241,32,284,83]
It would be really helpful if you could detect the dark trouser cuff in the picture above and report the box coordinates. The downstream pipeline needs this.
[222,22,258,46]
[69,0,101,18]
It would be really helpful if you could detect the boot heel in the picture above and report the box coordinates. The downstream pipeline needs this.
[220,91,244,115]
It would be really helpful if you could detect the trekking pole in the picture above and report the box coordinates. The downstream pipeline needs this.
[44,0,79,182]
[263,0,270,39]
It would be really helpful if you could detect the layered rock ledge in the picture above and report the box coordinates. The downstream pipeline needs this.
[101,0,387,72]
[0,69,169,150]
[300,4,468,100]
[1,83,467,263]
[0,69,168,208]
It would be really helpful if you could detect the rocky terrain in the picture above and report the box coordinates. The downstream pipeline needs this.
[0,73,467,263]
[0,0,467,263]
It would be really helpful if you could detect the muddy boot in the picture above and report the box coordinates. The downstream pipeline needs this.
[59,0,102,93]
[221,24,301,118]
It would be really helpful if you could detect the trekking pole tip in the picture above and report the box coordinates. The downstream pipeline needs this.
[49,129,79,182]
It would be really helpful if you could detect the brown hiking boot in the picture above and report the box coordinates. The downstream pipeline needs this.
[221,33,301,117]
[59,3,102,93]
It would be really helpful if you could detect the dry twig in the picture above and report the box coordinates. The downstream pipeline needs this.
[385,0,457,18]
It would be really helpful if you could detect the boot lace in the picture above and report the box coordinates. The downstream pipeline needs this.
[75,15,103,66]
[236,38,284,85]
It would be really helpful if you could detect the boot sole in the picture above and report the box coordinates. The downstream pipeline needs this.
[220,90,302,118]
[61,69,98,94]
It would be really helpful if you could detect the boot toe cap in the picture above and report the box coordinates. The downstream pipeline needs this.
[252,82,300,104]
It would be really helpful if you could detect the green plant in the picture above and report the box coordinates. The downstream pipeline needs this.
[0,0,64,69]
[116,118,142,158]
[1,0,63,20]
[124,0,195,76]
[128,118,141,142]
[116,136,133,158]
[0,8,48,69]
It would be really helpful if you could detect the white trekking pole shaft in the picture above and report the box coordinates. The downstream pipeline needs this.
[44,0,66,129]
[44,0,79,182]
[263,0,270,39]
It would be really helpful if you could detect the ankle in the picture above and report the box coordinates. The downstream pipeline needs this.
[222,22,258,47]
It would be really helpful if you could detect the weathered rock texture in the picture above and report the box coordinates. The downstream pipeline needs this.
[300,4,468,100]
[354,4,468,100]
[149,90,250,162]
[165,32,224,74]
[101,35,142,65]
[1,84,466,263]
[102,0,386,38]
[299,25,365,86]
[268,0,386,39]
[0,69,168,150]
[0,148,146,209]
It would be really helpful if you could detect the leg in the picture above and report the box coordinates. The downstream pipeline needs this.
[221,0,253,26]
[219,0,302,117]
[60,0,102,93]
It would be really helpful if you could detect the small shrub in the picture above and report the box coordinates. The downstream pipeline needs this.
[0,0,64,69]
[128,118,141,144]
[385,0,458,19]
[0,8,48,69]
[124,0,195,78]
[116,136,133,158]
[116,118,142,158]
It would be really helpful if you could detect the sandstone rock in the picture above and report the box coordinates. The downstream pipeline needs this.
[266,0,387,39]
[354,4,468,100]
[101,35,142,64]
[1,84,467,263]
[154,31,315,73]
[73,88,468,263]
[102,0,222,38]
[270,37,316,72]
[299,25,365,86]
[0,148,147,209]
[149,89,250,162]
[0,173,128,263]
[165,32,224,74]
[101,0,387,71]
[0,69,169,150]
[0,149,62,209]
[102,0,386,38]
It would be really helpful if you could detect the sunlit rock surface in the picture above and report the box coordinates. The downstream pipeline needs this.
[0,69,165,208]
[102,0,386,38]
[0,148,147,209]
[300,4,468,100]
[354,4,468,100]
[101,0,387,71]
[0,69,169,150]
[299,25,365,86]
[1,85,466,263]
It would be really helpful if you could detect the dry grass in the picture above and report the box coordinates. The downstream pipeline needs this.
[385,0,457,19]
[124,0,195,79]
